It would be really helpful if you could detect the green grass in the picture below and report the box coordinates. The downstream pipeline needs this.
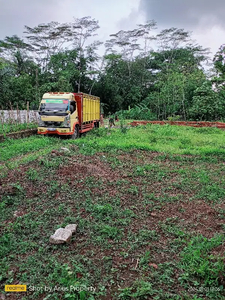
[0,122,37,134]
[1,124,225,163]
[0,135,70,163]
[0,124,225,299]
[76,125,225,158]
[179,234,225,287]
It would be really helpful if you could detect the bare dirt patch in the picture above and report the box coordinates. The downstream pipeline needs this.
[58,161,120,183]
[153,200,225,238]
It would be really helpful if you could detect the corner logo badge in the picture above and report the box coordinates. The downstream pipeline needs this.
[5,285,27,292]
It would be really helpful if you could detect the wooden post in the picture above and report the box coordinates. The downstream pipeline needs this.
[27,101,29,123]
[34,111,38,123]
[7,110,12,132]
[100,114,104,126]
[9,102,15,124]
[16,104,19,124]
[0,108,4,133]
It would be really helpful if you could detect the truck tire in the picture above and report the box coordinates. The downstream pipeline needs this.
[71,126,80,139]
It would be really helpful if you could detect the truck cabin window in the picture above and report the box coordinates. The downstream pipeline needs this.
[70,101,76,113]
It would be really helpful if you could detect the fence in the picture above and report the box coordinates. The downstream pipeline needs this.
[0,108,39,136]
[0,110,38,124]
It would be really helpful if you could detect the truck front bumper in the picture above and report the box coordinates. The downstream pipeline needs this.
[38,127,72,135]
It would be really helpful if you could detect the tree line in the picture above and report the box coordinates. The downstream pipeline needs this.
[0,16,225,121]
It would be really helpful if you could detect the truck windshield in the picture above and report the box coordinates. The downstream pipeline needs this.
[39,99,69,112]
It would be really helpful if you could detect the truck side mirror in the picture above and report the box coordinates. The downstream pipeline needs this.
[70,105,74,113]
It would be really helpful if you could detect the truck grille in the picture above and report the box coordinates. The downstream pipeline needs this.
[44,121,62,127]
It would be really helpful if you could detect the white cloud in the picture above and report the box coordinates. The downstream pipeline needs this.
[0,0,223,61]
[139,0,225,59]
[0,0,141,42]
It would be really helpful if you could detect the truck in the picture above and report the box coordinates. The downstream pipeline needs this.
[37,92,100,138]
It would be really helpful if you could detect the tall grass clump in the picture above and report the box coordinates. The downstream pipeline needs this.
[179,234,225,288]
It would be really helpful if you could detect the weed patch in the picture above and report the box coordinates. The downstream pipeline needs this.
[1,125,225,299]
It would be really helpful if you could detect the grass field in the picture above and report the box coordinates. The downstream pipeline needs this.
[0,122,37,135]
[0,125,225,300]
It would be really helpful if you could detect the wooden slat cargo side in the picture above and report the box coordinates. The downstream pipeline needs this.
[82,93,100,122]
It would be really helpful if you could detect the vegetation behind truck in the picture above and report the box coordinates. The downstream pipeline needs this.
[38,92,100,138]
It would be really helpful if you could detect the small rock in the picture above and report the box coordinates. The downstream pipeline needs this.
[51,150,60,156]
[150,212,157,217]
[13,211,19,217]
[65,224,77,234]
[13,211,25,217]
[61,147,70,152]
[49,228,72,244]
[149,263,158,269]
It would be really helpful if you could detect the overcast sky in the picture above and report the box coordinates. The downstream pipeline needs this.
[0,0,224,59]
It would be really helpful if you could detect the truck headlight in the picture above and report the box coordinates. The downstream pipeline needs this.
[61,115,70,127]
[38,116,45,126]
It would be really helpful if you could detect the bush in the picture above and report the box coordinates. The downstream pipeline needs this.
[116,103,157,120]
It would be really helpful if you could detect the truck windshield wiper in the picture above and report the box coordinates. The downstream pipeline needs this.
[44,109,60,113]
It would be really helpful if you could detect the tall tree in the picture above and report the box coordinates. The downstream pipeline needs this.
[213,44,225,92]
[24,22,72,70]
[189,81,223,120]
[0,35,31,60]
[70,16,101,92]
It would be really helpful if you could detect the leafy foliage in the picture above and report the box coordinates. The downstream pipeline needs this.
[0,18,225,121]
[179,234,225,287]
[116,103,156,120]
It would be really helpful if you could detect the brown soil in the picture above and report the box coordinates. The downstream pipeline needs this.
[1,150,225,299]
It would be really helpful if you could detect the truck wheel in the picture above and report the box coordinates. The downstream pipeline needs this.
[71,126,79,139]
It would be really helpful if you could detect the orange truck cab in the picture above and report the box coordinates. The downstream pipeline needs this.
[37,92,100,138]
